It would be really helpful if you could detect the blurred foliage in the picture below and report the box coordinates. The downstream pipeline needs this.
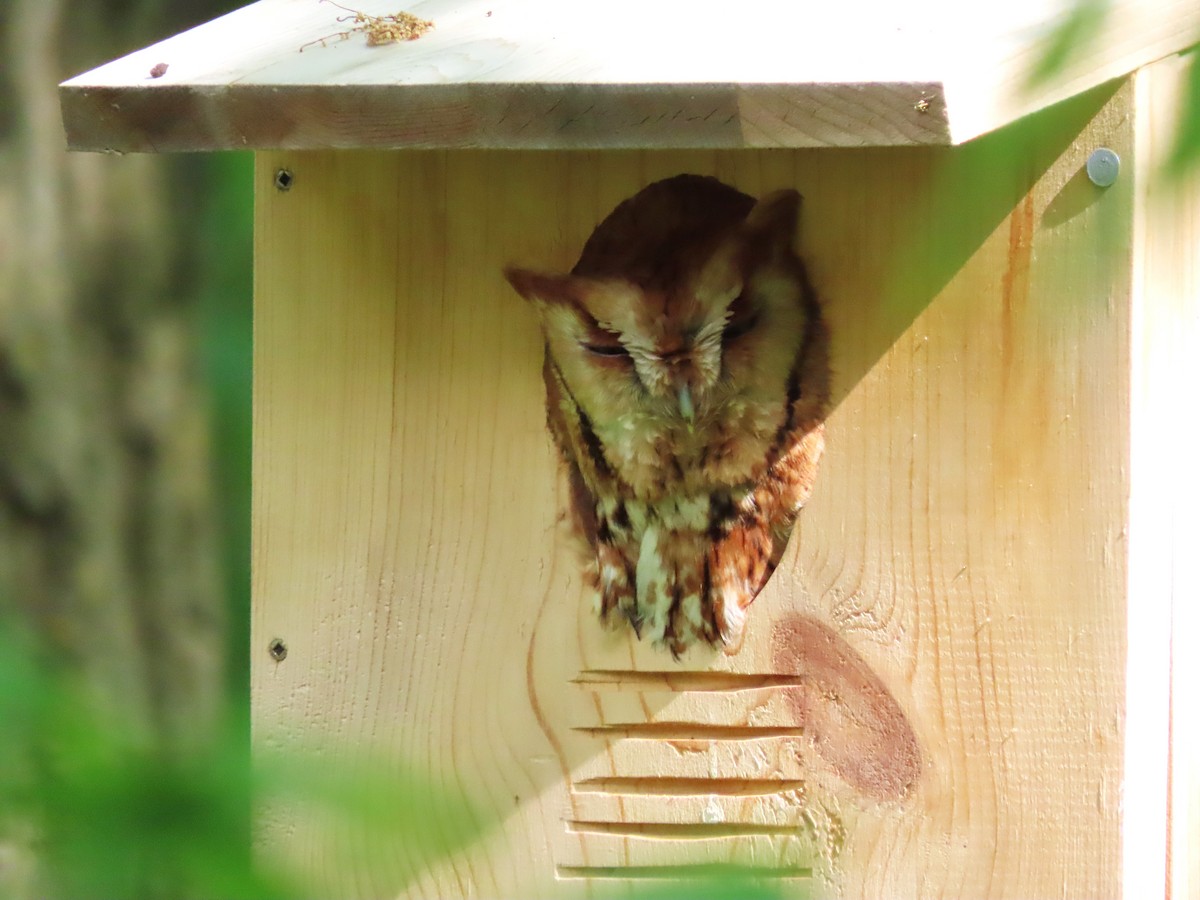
[0,617,286,898]
[0,615,494,899]
[190,150,254,707]
[1024,0,1112,91]
[610,877,797,900]
[1166,44,1200,176]
[1029,0,1200,178]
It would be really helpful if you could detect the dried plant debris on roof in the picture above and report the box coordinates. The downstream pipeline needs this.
[300,0,434,51]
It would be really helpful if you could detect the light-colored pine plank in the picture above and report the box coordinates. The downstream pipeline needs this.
[1131,53,1200,900]
[60,0,1199,152]
[252,81,1134,897]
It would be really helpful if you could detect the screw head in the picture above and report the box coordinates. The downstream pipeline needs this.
[1086,148,1120,187]
[274,168,294,191]
[268,638,288,662]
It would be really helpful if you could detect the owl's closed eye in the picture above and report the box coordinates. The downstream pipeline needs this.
[506,173,829,657]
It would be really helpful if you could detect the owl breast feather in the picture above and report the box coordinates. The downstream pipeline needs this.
[592,389,786,500]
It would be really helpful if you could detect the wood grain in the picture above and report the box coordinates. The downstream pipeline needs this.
[252,83,1137,897]
[59,0,1199,152]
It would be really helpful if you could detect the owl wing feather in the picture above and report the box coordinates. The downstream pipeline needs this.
[706,262,830,653]
[541,352,643,630]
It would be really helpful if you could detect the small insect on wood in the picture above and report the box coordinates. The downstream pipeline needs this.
[299,0,434,52]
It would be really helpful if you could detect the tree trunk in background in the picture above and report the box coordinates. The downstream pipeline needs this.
[0,0,226,752]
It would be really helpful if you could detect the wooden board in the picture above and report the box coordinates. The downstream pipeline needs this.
[1131,53,1200,900]
[61,0,1200,152]
[251,82,1137,897]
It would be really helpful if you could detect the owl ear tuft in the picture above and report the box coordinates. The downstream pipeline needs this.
[743,189,802,252]
[504,267,580,309]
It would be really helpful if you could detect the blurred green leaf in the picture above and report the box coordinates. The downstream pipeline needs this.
[1164,45,1200,178]
[610,873,801,900]
[1024,0,1111,90]
[257,745,495,896]
[192,150,254,708]
[0,613,497,899]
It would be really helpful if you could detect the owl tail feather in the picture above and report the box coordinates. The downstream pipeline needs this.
[718,594,749,656]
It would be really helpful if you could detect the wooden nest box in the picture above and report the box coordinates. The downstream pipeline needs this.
[61,1,1200,896]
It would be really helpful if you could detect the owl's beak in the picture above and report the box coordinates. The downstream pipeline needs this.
[678,383,694,423]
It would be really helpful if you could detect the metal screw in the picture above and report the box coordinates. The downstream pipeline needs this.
[268,638,288,662]
[1086,148,1120,187]
[274,168,294,191]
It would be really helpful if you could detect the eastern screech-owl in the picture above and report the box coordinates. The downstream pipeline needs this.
[506,174,829,657]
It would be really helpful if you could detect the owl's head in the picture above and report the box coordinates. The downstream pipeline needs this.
[506,175,813,428]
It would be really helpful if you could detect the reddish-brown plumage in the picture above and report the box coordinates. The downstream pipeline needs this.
[507,174,829,656]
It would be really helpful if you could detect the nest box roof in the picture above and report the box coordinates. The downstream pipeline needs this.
[60,0,1199,153]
